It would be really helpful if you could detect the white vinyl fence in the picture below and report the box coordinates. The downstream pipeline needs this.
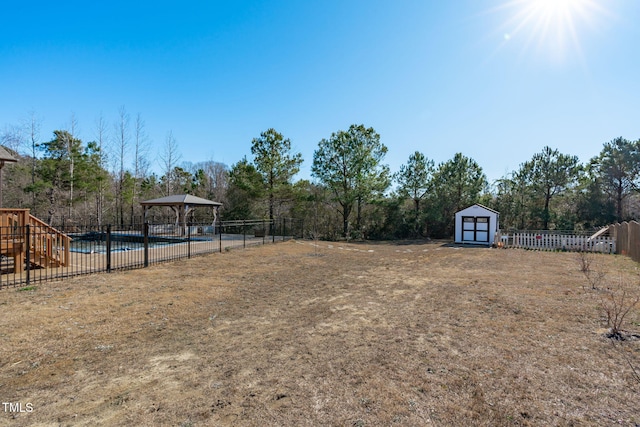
[502,232,615,253]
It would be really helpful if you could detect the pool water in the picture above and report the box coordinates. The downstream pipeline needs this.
[68,232,218,254]
[70,240,174,254]
[68,232,189,254]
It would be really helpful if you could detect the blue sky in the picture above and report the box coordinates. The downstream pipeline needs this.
[1,0,639,186]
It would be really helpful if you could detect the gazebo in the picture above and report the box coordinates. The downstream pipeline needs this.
[140,194,222,235]
[0,146,18,208]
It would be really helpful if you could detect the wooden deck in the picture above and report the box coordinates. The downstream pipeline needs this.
[0,209,71,273]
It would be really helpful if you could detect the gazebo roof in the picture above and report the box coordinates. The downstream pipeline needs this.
[140,194,222,207]
[0,146,18,163]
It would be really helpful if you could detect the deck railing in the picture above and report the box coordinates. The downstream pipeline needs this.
[0,209,71,274]
[27,213,72,268]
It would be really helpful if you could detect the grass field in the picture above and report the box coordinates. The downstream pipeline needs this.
[1,240,639,426]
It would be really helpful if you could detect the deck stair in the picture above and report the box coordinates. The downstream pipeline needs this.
[0,209,71,272]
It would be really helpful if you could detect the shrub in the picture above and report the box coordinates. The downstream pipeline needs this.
[599,279,640,340]
[576,250,605,290]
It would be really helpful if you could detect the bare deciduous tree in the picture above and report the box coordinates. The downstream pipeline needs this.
[94,113,110,226]
[131,113,149,223]
[195,160,228,202]
[114,106,130,225]
[27,112,41,207]
[0,123,25,152]
[66,113,79,220]
[159,130,181,196]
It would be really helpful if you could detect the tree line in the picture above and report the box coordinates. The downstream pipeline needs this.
[1,112,638,238]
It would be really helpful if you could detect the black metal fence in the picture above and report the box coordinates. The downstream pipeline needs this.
[0,218,302,289]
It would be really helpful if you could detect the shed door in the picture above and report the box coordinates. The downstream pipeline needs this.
[462,216,490,243]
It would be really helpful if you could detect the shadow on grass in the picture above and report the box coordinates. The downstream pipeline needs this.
[439,242,493,249]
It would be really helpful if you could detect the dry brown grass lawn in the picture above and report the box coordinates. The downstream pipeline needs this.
[1,240,639,426]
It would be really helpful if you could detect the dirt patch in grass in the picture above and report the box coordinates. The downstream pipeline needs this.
[1,240,639,426]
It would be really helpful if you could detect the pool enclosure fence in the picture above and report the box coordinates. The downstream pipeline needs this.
[0,217,303,289]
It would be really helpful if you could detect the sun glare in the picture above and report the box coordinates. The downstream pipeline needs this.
[497,0,606,63]
[531,0,584,16]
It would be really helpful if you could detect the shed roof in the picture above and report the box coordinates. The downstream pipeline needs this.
[456,203,499,215]
[140,194,222,207]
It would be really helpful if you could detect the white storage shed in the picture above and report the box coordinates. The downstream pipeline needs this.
[454,204,499,245]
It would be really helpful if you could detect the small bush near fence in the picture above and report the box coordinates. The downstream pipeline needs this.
[0,218,302,289]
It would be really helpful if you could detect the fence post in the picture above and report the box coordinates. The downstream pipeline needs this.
[25,224,30,285]
[219,222,222,253]
[243,220,246,248]
[283,218,286,241]
[188,222,192,259]
[272,219,275,243]
[106,225,112,273]
[144,222,149,268]
[610,225,618,254]
[263,219,265,245]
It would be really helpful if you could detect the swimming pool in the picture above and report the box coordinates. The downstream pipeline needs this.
[69,232,191,254]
